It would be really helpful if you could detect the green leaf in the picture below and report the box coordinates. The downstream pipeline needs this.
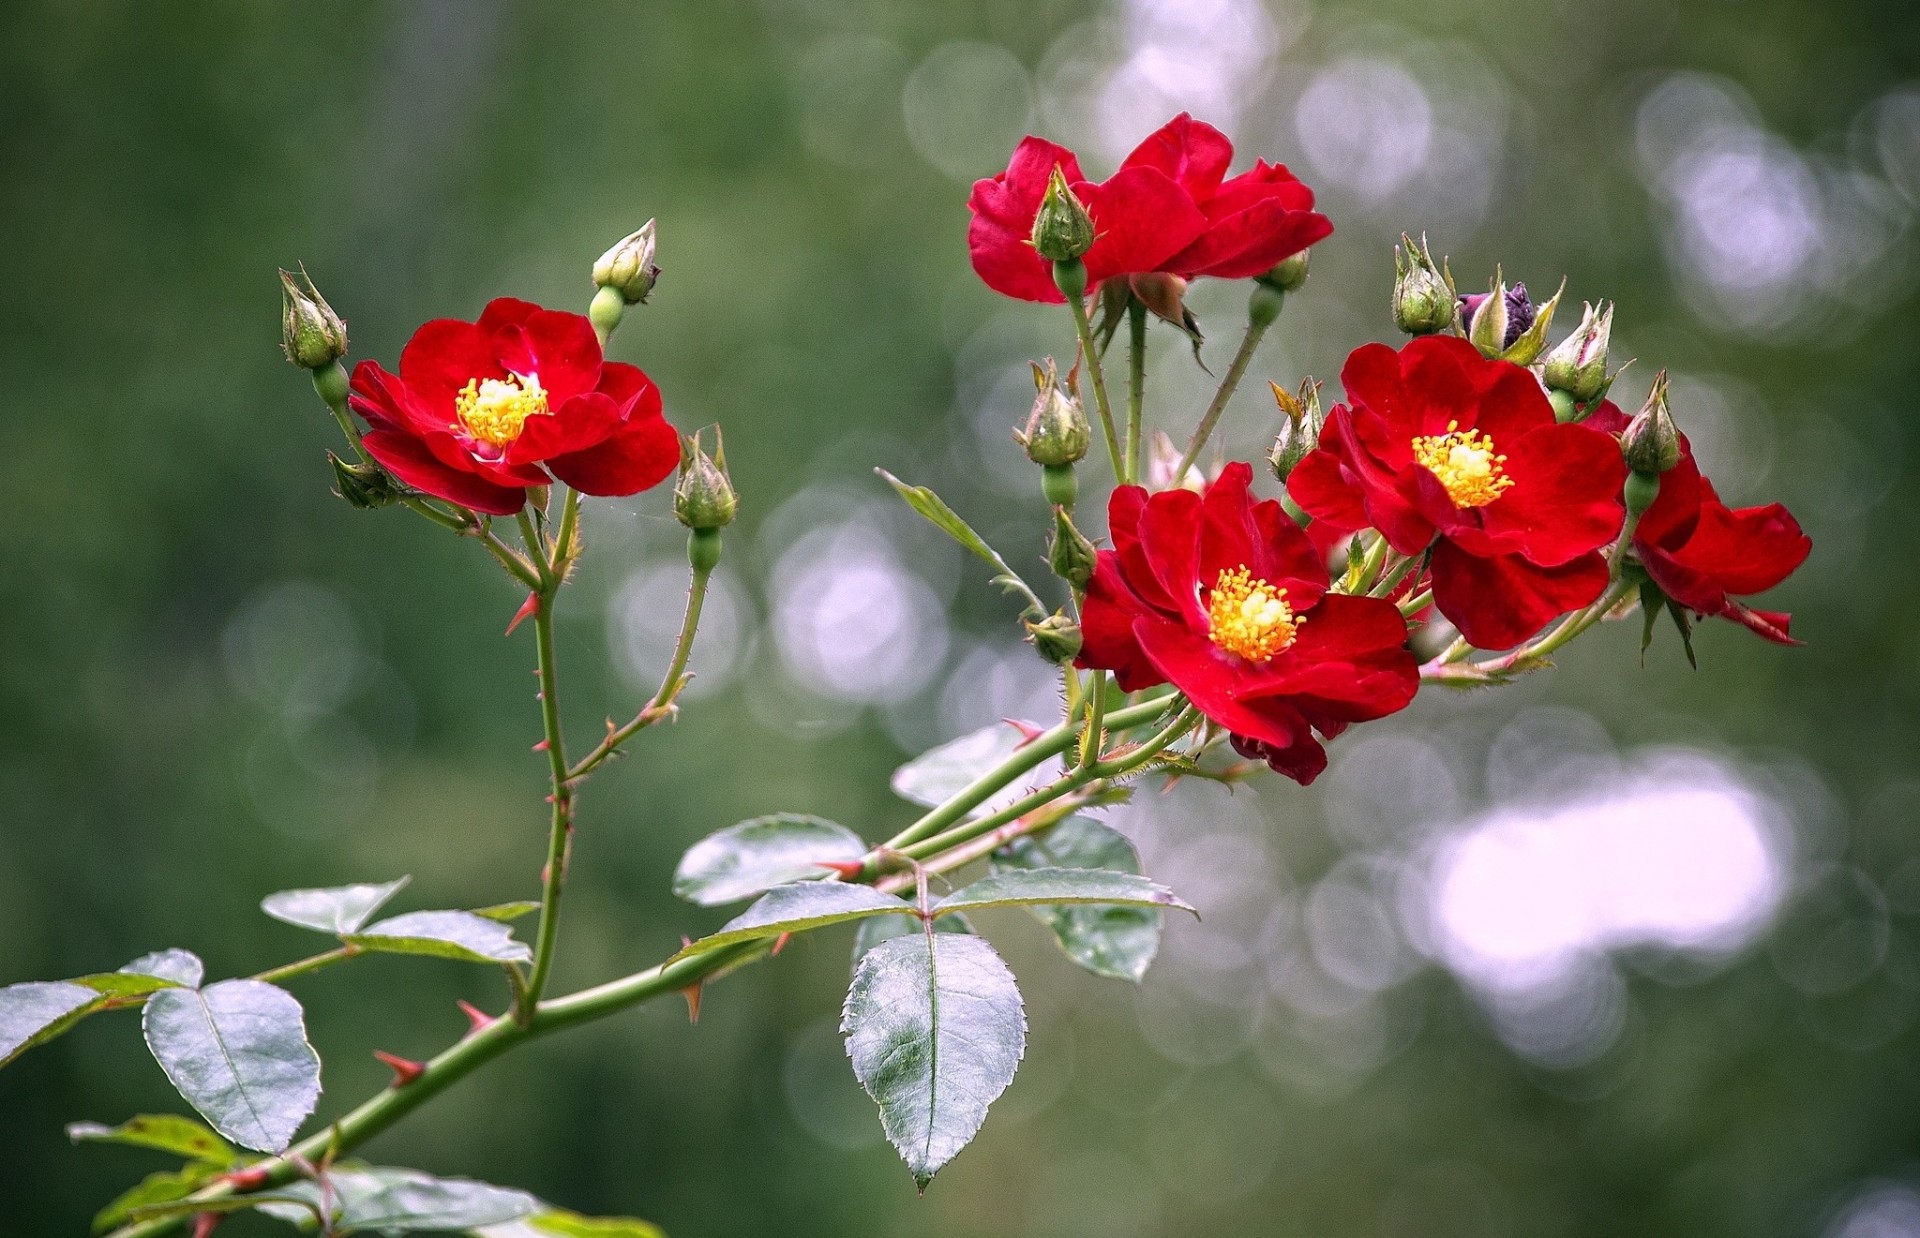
[993,817,1163,982]
[122,948,206,988]
[68,1113,236,1163]
[850,912,975,966]
[672,814,869,907]
[891,722,1034,812]
[476,1208,667,1237]
[262,877,411,935]
[934,866,1194,917]
[670,883,914,962]
[842,933,1026,1188]
[264,1167,537,1233]
[472,900,541,923]
[0,980,102,1067]
[74,972,183,999]
[142,979,322,1153]
[875,469,1045,616]
[346,910,534,965]
[91,1165,220,1235]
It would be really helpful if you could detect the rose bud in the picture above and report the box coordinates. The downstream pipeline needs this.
[279,265,348,370]
[1541,300,1615,405]
[1391,233,1456,335]
[1030,166,1096,264]
[1622,370,1678,516]
[1462,278,1518,357]
[1048,506,1097,590]
[594,219,660,306]
[1258,249,1310,293]
[1024,611,1083,665]
[1015,359,1091,469]
[674,429,738,531]
[1267,377,1325,482]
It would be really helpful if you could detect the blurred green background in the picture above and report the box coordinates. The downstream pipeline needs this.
[3,0,1918,1234]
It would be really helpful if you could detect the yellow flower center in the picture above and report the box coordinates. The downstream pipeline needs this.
[1205,566,1302,663]
[455,374,548,448]
[1412,420,1512,508]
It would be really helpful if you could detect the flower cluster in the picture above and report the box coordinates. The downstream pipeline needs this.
[966,113,1811,781]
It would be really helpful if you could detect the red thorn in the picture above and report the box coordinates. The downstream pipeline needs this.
[458,1000,494,1033]
[681,978,704,1024]
[374,1049,425,1086]
[191,1212,225,1238]
[505,590,540,635]
[532,738,549,752]
[1003,717,1047,745]
[680,934,694,948]
[771,931,792,957]
[223,1167,270,1192]
[818,860,865,878]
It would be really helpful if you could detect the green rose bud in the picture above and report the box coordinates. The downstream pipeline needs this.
[1541,299,1615,404]
[1623,370,1681,477]
[1014,359,1091,468]
[1266,377,1325,482]
[1031,166,1095,264]
[1391,233,1456,336]
[1024,611,1083,665]
[279,265,348,370]
[674,429,739,531]
[593,219,660,306]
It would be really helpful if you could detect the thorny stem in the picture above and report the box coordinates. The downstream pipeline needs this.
[1125,299,1148,485]
[1078,672,1108,770]
[568,558,713,783]
[522,588,574,1015]
[112,699,1196,1238]
[1062,283,1125,483]
[1173,307,1275,485]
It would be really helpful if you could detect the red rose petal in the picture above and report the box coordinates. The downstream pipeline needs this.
[1430,541,1608,650]
[547,414,679,497]
[363,429,527,515]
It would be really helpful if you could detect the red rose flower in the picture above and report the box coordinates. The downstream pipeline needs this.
[968,114,1330,303]
[1077,463,1418,785]
[349,298,679,516]
[1288,336,1627,650]
[1122,114,1333,281]
[1585,407,1811,642]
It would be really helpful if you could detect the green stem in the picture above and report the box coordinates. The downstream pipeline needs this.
[1059,266,1125,483]
[551,487,582,579]
[567,558,713,783]
[1078,672,1107,770]
[902,705,1197,863]
[1172,294,1279,485]
[113,700,1192,1238]
[516,509,553,590]
[522,592,574,1014]
[250,946,358,987]
[881,695,1176,852]
[1124,300,1147,485]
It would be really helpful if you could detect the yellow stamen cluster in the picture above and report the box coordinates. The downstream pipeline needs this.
[1205,566,1301,663]
[455,374,548,448]
[1412,420,1513,508]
